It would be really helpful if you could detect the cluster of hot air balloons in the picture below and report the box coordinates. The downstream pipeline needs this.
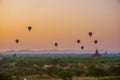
[15,26,32,44]
[88,32,98,44]
[76,39,84,50]
[75,32,98,50]
[15,27,98,51]
[53,32,98,50]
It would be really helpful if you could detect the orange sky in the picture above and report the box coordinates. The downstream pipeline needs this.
[0,0,120,52]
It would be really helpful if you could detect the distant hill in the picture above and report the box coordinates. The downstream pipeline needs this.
[2,49,83,54]
[0,49,120,56]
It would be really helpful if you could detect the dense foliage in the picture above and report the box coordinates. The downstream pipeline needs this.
[0,56,120,80]
[0,72,13,80]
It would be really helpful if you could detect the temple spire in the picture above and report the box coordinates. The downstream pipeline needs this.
[92,49,101,58]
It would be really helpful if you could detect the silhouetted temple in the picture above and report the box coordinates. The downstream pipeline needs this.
[92,49,101,58]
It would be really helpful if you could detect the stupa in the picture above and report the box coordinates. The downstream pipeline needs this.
[92,49,101,58]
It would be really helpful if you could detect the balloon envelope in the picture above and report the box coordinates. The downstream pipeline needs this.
[77,40,80,44]
[28,26,32,31]
[54,42,58,47]
[15,39,19,44]
[88,32,93,37]
[81,46,84,50]
[94,40,98,44]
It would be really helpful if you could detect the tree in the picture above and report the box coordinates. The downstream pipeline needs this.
[0,72,13,80]
[87,67,106,78]
[58,70,73,80]
[46,66,62,77]
[108,66,120,76]
[82,57,96,67]
[70,63,85,76]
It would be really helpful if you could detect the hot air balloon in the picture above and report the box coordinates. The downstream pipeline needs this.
[77,40,80,44]
[88,32,93,37]
[94,40,98,44]
[15,39,19,44]
[28,26,32,31]
[81,46,84,50]
[54,42,58,47]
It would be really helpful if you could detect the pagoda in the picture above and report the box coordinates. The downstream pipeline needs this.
[92,49,101,58]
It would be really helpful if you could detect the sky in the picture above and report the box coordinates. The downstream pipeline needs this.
[0,0,120,52]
